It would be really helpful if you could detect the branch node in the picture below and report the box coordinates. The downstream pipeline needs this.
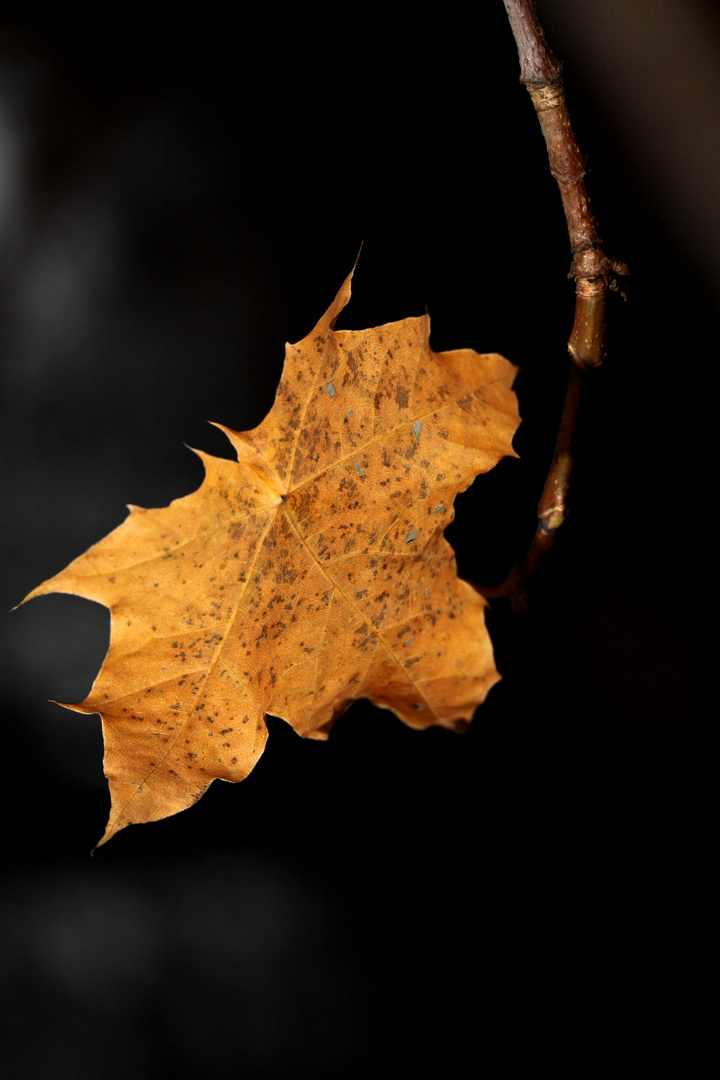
[526,79,565,111]
[539,505,565,530]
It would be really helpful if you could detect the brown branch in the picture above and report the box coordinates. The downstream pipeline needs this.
[482,360,584,611]
[484,0,628,610]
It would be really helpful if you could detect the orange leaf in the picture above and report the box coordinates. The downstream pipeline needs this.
[24,269,520,845]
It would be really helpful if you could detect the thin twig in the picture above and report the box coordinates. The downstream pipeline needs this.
[485,0,628,611]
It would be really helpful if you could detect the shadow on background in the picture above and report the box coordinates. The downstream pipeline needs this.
[1,4,714,1075]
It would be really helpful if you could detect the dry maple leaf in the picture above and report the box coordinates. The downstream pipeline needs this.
[24,269,520,845]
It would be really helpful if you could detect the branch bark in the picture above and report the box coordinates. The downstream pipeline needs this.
[485,0,628,610]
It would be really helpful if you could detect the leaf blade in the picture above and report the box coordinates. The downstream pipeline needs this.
[24,270,520,843]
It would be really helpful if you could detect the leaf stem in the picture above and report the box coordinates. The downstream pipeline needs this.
[485,0,628,610]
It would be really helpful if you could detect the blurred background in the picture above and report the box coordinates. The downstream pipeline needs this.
[1,2,715,1074]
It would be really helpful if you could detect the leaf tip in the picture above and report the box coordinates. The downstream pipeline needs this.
[91,823,119,853]
[14,578,57,609]
[315,259,358,334]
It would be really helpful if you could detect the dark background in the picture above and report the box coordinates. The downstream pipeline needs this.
[1,2,714,1075]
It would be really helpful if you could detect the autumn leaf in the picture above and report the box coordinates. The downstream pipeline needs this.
[23,268,520,845]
